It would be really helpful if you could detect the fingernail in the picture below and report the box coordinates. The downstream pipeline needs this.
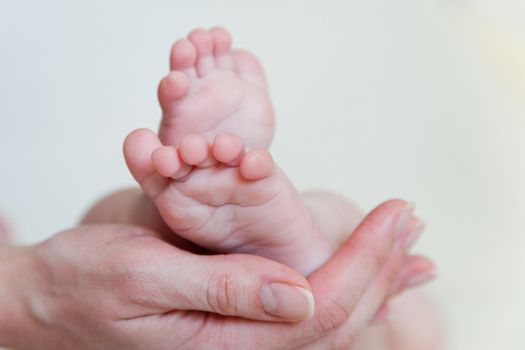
[261,283,315,320]
[395,202,415,237]
[403,220,426,250]
[406,271,436,288]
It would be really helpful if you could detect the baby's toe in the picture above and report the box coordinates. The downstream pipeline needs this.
[240,149,274,180]
[158,71,190,109]
[124,128,162,182]
[210,27,235,70]
[152,146,192,180]
[170,39,197,78]
[179,134,215,167]
[212,133,245,166]
[188,28,215,76]
[124,128,169,196]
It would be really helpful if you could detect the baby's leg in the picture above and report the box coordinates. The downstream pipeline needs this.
[302,191,364,249]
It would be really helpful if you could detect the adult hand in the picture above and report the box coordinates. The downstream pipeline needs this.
[0,200,422,349]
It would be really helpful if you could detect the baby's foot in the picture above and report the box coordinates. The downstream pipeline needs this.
[158,28,274,149]
[124,129,332,275]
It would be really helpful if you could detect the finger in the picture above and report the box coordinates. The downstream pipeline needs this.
[370,255,436,325]
[399,215,425,251]
[309,222,432,349]
[372,302,391,323]
[240,199,414,349]
[300,200,413,338]
[328,236,409,348]
[368,256,436,326]
[392,255,436,294]
[386,214,425,296]
[141,199,415,349]
[132,244,315,322]
[366,256,436,328]
[305,218,415,349]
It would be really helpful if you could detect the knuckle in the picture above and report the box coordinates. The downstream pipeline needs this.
[206,271,240,315]
[313,298,351,334]
[373,250,389,270]
[382,263,400,286]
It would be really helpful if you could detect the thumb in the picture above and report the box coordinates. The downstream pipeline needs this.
[142,250,315,322]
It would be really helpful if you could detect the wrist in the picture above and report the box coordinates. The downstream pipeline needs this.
[0,244,43,349]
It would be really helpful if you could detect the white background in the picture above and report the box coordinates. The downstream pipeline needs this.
[1,1,524,349]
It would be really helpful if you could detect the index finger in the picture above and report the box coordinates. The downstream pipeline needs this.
[302,199,411,338]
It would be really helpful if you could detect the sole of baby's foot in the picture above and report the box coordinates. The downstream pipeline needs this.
[124,129,332,275]
[157,27,275,149]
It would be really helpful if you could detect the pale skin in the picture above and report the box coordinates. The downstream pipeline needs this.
[0,27,437,349]
[115,27,428,277]
[123,129,340,275]
[0,201,429,349]
[81,27,438,348]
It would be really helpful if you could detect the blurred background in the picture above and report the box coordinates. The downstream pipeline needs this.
[1,0,524,348]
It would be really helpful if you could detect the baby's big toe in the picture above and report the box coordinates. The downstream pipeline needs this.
[123,128,175,198]
[158,71,190,110]
[170,39,197,75]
